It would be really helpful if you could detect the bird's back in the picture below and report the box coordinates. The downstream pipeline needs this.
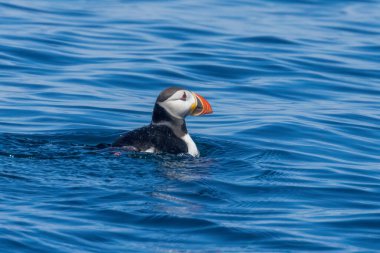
[112,124,188,154]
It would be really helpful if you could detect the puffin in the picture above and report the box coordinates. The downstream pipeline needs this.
[112,87,213,157]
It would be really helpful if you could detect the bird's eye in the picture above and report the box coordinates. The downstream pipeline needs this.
[180,92,187,101]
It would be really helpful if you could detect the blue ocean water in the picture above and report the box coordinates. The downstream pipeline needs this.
[1,0,380,252]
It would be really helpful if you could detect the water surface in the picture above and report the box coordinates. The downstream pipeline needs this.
[1,0,380,252]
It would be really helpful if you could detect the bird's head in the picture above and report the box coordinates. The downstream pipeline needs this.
[154,87,213,120]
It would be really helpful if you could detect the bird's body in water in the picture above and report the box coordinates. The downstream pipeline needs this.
[112,87,213,157]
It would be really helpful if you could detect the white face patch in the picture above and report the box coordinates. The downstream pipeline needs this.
[157,90,196,119]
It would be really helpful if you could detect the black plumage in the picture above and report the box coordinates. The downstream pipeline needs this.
[112,88,189,154]
[112,124,187,154]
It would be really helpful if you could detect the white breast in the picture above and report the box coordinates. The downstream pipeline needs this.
[181,134,199,157]
[143,147,156,153]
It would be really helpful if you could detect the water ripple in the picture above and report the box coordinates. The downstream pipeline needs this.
[1,0,380,252]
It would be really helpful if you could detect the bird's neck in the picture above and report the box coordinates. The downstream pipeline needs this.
[151,103,188,137]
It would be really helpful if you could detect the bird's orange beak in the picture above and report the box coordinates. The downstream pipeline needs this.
[191,93,213,116]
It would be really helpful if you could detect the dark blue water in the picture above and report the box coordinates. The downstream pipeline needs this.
[1,0,380,252]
